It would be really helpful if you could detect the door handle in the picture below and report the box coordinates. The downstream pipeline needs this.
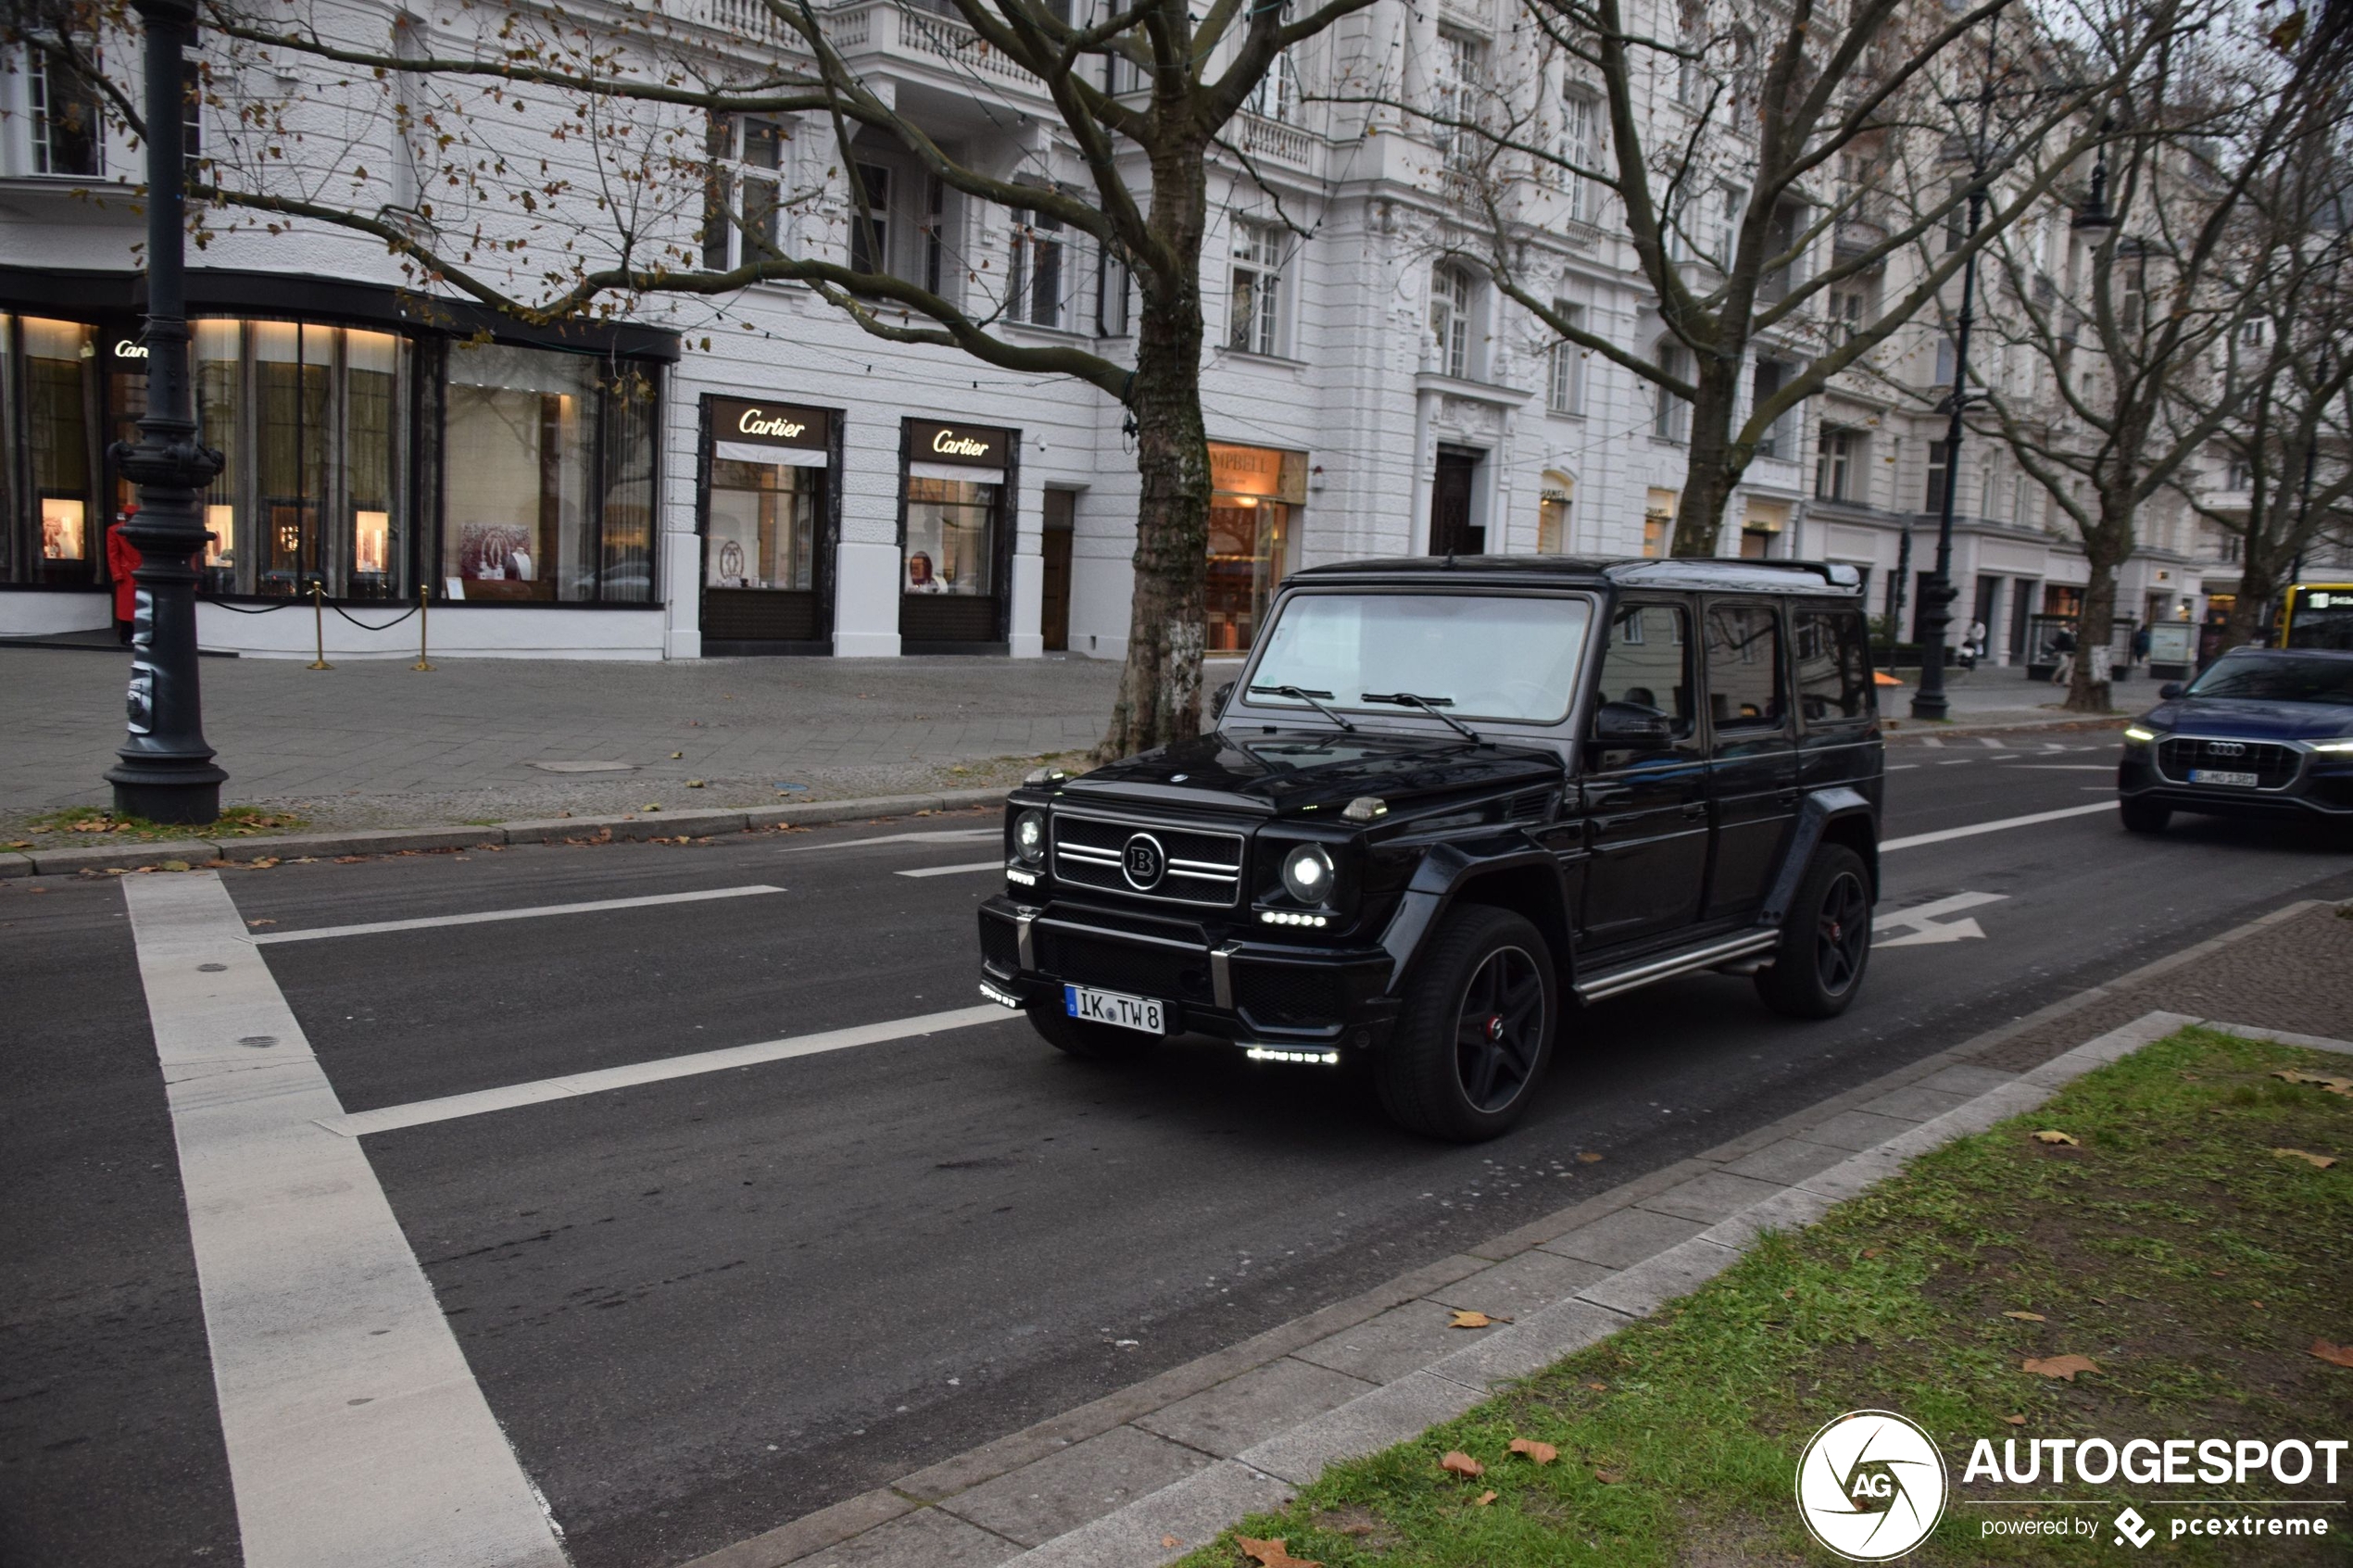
[1683,801,1708,819]
[1776,791,1799,807]
[1586,786,1633,809]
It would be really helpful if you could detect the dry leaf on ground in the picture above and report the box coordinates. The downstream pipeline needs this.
[2003,1311,2048,1322]
[2022,1354,2099,1381]
[1162,1537,1180,1549]
[246,918,276,927]
[1474,1490,1498,1507]
[1593,1469,1625,1485]
[2271,1148,2338,1169]
[1236,1537,1321,1568]
[1509,1438,1559,1464]
[1585,1381,1607,1391]
[1576,1150,1604,1163]
[1440,1451,1485,1478]
[2032,1130,2079,1146]
[1450,1310,1508,1328]
[2002,1414,2027,1425]
[2271,1069,2353,1095]
[2311,1340,2353,1369]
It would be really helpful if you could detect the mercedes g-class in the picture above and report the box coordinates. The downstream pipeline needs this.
[976,557,1882,1141]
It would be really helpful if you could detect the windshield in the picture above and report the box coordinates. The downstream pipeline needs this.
[2286,588,2353,651]
[2185,654,2353,705]
[1244,593,1593,724]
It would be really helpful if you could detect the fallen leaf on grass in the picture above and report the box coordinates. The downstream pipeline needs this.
[2021,1354,2099,1381]
[246,918,277,927]
[2311,1340,2353,1369]
[1236,1537,1320,1568]
[1441,1451,1485,1478]
[1474,1490,1498,1506]
[1585,1381,1607,1391]
[2271,1148,2337,1169]
[1576,1151,1604,1163]
[2003,1311,2047,1323]
[2271,1069,2353,1095]
[2002,1414,2027,1425]
[1593,1469,1624,1485]
[1509,1438,1559,1463]
[4,839,30,849]
[2032,1130,2079,1146]
[1450,1310,1509,1329]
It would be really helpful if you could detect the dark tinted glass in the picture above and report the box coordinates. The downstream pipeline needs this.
[2185,655,2353,704]
[1793,608,1873,724]
[1597,603,1693,735]
[1705,604,1784,729]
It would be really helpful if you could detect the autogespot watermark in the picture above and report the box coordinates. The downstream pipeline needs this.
[1797,1411,2347,1558]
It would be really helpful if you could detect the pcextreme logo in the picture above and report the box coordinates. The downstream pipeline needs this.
[1796,1411,1950,1562]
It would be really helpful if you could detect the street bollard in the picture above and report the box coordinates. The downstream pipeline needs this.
[308,581,332,671]
[413,583,434,671]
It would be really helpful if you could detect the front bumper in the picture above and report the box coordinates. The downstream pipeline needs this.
[977,895,1401,1047]
[2119,751,2353,819]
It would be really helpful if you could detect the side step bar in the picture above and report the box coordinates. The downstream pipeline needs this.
[1574,929,1779,1003]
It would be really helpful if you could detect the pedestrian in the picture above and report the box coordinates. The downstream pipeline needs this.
[2050,626,2076,686]
[105,505,142,644]
[2132,624,2152,668]
[1961,618,1986,671]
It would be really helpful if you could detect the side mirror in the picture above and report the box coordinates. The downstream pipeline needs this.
[2158,682,2184,700]
[1210,681,1236,719]
[1592,702,1673,747]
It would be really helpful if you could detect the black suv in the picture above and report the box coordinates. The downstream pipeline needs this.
[976,557,1883,1140]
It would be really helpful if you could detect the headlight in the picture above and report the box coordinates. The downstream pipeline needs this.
[2314,739,2353,754]
[2122,726,2158,745]
[1280,844,1335,905]
[1013,809,1046,863]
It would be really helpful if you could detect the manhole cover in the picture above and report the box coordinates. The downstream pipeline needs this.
[526,760,638,773]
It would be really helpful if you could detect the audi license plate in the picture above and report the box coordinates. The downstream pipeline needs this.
[2189,769,2259,788]
[1064,984,1168,1035]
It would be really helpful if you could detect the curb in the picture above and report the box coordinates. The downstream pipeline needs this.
[3,787,1011,878]
[679,897,2334,1568]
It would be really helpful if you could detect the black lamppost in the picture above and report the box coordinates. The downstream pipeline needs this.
[104,0,227,823]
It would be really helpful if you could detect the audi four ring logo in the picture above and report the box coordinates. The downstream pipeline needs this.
[2206,741,2246,758]
[1121,834,1166,890]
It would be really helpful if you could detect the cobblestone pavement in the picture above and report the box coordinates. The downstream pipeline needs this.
[1,648,1123,838]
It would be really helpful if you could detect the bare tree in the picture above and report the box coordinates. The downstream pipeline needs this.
[11,0,1377,755]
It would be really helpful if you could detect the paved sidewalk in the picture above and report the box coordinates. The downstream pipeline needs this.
[0,649,1120,839]
[1876,667,2165,734]
[686,898,2353,1568]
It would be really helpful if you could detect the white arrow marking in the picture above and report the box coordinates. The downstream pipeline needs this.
[1878,916,1986,947]
[1872,890,2007,947]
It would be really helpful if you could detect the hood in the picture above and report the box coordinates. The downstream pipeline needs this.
[1060,728,1564,818]
[2144,696,2353,743]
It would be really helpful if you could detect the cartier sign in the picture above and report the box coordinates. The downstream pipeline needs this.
[907,420,1009,470]
[711,396,829,453]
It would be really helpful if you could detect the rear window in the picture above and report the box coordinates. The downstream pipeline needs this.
[1793,608,1874,725]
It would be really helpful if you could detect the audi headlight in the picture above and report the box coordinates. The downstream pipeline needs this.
[2313,738,2353,754]
[1280,844,1335,905]
[2122,726,2158,746]
[1013,809,1047,863]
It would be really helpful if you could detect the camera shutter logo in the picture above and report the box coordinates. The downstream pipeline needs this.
[1121,834,1166,890]
[1794,1411,1948,1561]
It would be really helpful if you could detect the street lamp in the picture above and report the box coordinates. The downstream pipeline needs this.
[104,0,227,824]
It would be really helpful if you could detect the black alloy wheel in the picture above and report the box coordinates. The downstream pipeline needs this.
[1376,905,1558,1141]
[1755,844,1873,1020]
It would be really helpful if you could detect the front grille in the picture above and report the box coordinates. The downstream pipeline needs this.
[1051,810,1244,908]
[978,911,1020,972]
[1236,964,1346,1029]
[2156,737,2300,789]
[1035,927,1213,1002]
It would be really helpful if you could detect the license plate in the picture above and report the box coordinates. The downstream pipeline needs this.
[1064,984,1168,1035]
[2189,769,2259,787]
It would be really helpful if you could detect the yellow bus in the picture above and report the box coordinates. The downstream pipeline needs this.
[2279,583,2353,649]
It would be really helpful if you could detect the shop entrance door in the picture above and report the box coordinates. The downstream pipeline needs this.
[701,398,835,655]
[1429,449,1482,555]
[1040,489,1074,652]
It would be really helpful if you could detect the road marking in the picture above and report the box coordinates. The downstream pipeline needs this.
[775,827,1000,854]
[1938,758,1976,765]
[122,872,565,1568]
[1919,737,1944,748]
[1881,800,2117,852]
[1977,736,2006,748]
[321,1004,1012,1136]
[254,884,785,944]
[1885,763,1920,771]
[2006,764,2114,771]
[1875,890,2007,947]
[895,860,1005,879]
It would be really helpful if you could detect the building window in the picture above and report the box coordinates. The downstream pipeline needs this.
[1538,471,1574,552]
[1,316,100,586]
[1653,342,1690,441]
[1816,427,1856,500]
[1560,91,1600,223]
[1008,201,1068,329]
[31,51,104,178]
[1430,264,1475,379]
[1229,221,1287,357]
[441,341,656,604]
[1248,47,1300,121]
[1925,439,1951,511]
[1643,488,1678,557]
[1546,303,1585,414]
[1751,358,1790,457]
[1829,287,1866,346]
[1206,443,1303,651]
[848,162,890,277]
[704,114,785,271]
[1435,33,1486,170]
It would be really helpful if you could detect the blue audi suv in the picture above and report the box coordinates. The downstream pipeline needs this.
[2117,647,2353,834]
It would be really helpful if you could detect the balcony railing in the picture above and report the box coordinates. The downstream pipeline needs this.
[820,0,1045,86]
[1235,112,1315,169]
[703,0,797,44]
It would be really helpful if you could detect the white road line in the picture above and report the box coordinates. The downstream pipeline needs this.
[775,827,1000,853]
[1977,736,2005,748]
[895,860,1006,879]
[1881,800,2117,852]
[321,1004,1011,1137]
[1872,890,2008,929]
[254,884,785,944]
[2007,764,2115,771]
[1885,763,1920,771]
[123,873,565,1568]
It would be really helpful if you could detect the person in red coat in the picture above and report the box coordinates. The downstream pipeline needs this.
[106,506,143,644]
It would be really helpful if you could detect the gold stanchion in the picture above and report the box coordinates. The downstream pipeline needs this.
[412,583,434,671]
[308,581,333,670]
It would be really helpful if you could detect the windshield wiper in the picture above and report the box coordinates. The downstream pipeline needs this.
[1361,691,1481,745]
[1250,684,1357,732]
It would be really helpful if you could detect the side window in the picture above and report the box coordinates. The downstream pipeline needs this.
[1793,608,1874,725]
[1705,604,1785,731]
[1596,602,1695,736]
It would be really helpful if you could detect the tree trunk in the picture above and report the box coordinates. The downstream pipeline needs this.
[2065,504,2131,712]
[1098,141,1212,760]
[2223,539,2280,651]
[1669,353,1744,558]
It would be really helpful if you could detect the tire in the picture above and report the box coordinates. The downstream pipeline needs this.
[1027,1002,1153,1061]
[1375,906,1557,1142]
[1754,845,1873,1020]
[2119,797,2171,834]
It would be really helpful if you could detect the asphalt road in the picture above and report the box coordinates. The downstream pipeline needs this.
[6,732,2352,1568]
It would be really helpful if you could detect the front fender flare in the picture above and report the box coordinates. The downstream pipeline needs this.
[1759,786,1877,925]
[1378,841,1567,990]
